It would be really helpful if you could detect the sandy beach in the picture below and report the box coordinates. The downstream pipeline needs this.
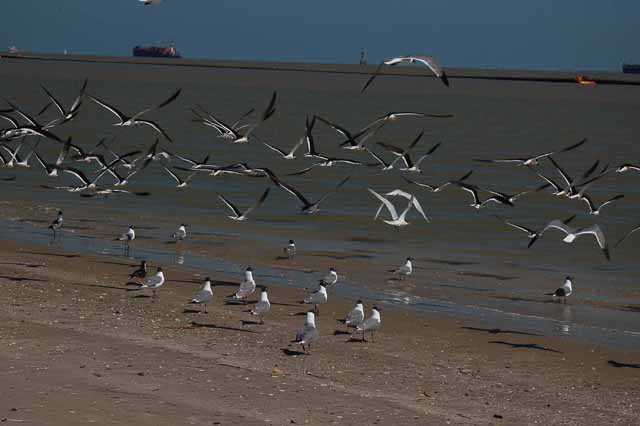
[0,234,638,426]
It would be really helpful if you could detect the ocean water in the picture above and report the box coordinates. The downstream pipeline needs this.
[1,57,639,349]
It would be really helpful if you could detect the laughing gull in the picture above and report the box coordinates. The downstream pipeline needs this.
[250,287,271,324]
[172,224,187,241]
[541,221,610,261]
[48,210,63,239]
[218,188,270,221]
[391,257,413,280]
[361,55,449,93]
[319,267,338,288]
[545,276,573,304]
[344,300,365,332]
[284,240,296,260]
[303,284,328,314]
[357,306,381,342]
[117,226,135,255]
[87,88,180,142]
[231,267,256,303]
[139,267,165,298]
[189,277,213,313]
[294,311,319,354]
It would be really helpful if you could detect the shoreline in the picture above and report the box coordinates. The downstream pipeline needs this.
[2,52,640,86]
[0,230,638,424]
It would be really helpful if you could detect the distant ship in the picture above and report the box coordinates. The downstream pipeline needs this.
[132,43,181,58]
[622,63,640,74]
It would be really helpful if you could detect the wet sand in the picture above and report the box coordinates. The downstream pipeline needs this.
[0,236,638,425]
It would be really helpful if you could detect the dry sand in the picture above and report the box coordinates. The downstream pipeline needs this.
[0,238,638,426]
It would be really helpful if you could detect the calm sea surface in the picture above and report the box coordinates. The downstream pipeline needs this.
[1,57,639,349]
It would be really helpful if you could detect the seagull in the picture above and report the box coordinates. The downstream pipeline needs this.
[172,224,187,241]
[250,287,271,324]
[294,310,319,354]
[361,55,449,93]
[344,300,364,332]
[373,189,429,222]
[474,138,586,167]
[139,267,165,298]
[303,284,327,314]
[580,194,624,216]
[391,257,413,280]
[117,226,136,255]
[48,210,63,239]
[368,188,416,228]
[314,114,388,151]
[87,88,180,142]
[284,240,296,260]
[541,221,610,261]
[165,150,210,169]
[189,277,213,313]
[357,306,381,342]
[319,267,338,288]
[364,148,396,171]
[192,106,255,139]
[496,214,576,248]
[32,137,74,177]
[232,267,256,303]
[614,224,640,248]
[269,174,350,214]
[218,188,270,221]
[376,131,424,166]
[544,276,573,304]
[129,260,147,280]
[160,163,196,188]
[401,170,473,193]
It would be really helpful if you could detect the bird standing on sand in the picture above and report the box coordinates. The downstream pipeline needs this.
[294,310,319,354]
[344,300,365,332]
[190,277,213,313]
[391,257,413,280]
[118,226,135,255]
[130,260,147,281]
[545,277,573,304]
[139,267,165,299]
[357,306,381,342]
[303,284,328,314]
[48,210,63,239]
[172,224,187,241]
[319,267,338,288]
[284,240,296,260]
[232,266,256,303]
[250,287,271,324]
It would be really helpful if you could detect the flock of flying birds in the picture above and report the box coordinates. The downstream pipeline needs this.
[1,54,639,351]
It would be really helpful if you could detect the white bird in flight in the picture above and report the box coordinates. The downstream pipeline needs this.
[362,55,449,93]
[541,221,610,261]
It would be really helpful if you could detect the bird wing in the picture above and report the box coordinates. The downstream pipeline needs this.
[217,193,242,217]
[87,93,128,123]
[242,188,270,218]
[542,220,573,236]
[368,188,398,219]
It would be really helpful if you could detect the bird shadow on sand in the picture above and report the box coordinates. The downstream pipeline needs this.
[271,302,304,308]
[190,321,260,334]
[225,300,257,306]
[347,337,369,343]
[183,308,204,314]
[333,330,351,336]
[69,282,128,291]
[0,262,45,268]
[91,260,139,267]
[490,340,561,353]
[608,360,640,369]
[131,294,152,298]
[240,320,262,326]
[281,348,307,356]
[23,251,80,259]
[0,275,47,283]
[462,326,540,336]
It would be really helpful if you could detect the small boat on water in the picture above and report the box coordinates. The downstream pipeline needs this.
[133,42,181,58]
[622,63,640,74]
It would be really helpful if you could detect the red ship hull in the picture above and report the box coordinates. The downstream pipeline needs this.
[133,45,181,58]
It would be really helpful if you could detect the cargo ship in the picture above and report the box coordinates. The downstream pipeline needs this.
[132,43,181,58]
[622,63,640,74]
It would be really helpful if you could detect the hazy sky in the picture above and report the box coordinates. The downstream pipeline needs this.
[2,1,637,70]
